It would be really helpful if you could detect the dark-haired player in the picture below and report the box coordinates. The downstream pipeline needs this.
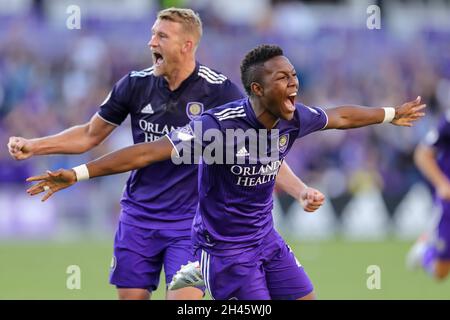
[26,44,425,299]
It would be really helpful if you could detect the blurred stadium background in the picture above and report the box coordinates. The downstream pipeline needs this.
[1,0,450,299]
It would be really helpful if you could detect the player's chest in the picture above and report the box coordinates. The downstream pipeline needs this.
[130,91,213,126]
[130,92,212,142]
[221,126,295,162]
[221,130,295,187]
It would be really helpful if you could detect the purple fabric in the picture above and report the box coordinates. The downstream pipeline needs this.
[110,221,203,292]
[199,228,313,300]
[169,98,327,252]
[98,62,244,230]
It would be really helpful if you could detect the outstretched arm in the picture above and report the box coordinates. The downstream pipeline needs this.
[324,96,426,130]
[26,136,175,201]
[414,143,450,200]
[8,114,116,160]
[276,162,325,212]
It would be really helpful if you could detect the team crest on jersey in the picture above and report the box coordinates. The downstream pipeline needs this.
[278,134,289,153]
[186,102,204,120]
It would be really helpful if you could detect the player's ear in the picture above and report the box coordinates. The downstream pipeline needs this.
[182,40,193,53]
[251,82,264,97]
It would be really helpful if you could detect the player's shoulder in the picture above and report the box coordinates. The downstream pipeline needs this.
[124,66,156,86]
[129,66,155,78]
[204,99,248,123]
[197,64,229,85]
[294,103,327,120]
[279,103,327,132]
[197,64,245,108]
[110,66,156,94]
[295,102,324,114]
[196,64,242,93]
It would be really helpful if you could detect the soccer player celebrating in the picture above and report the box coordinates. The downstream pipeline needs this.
[25,45,425,299]
[7,9,319,300]
[406,112,450,281]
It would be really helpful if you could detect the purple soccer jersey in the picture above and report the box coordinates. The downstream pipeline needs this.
[168,98,328,253]
[423,112,450,259]
[98,63,244,230]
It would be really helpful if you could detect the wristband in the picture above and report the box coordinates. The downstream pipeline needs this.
[382,107,396,123]
[72,164,90,181]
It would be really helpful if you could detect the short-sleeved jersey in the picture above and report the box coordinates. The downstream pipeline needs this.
[423,111,450,181]
[98,62,244,230]
[168,98,328,253]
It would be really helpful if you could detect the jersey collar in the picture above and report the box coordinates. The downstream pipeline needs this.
[159,61,200,94]
[245,98,280,130]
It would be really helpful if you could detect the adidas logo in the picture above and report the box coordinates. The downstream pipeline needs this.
[141,103,154,114]
[236,146,250,157]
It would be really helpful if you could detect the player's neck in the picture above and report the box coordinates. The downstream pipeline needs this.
[164,59,196,91]
[250,97,279,129]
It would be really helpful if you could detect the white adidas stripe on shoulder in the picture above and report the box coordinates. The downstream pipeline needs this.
[198,71,225,84]
[199,66,227,81]
[217,113,247,121]
[215,106,246,121]
[198,66,227,84]
[214,106,244,116]
[130,66,154,78]
[217,110,246,120]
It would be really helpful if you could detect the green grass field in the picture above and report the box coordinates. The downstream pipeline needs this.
[0,239,448,299]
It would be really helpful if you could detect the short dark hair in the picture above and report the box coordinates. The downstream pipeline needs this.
[240,45,284,96]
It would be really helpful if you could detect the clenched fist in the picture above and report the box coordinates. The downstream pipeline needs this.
[7,136,34,160]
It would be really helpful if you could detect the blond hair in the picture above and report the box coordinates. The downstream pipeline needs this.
[157,8,203,48]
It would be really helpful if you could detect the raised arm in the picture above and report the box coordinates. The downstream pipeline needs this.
[8,114,116,160]
[324,96,426,130]
[414,143,450,201]
[276,162,325,212]
[26,136,175,201]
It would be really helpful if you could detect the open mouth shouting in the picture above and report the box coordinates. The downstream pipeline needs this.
[152,51,164,67]
[284,92,297,113]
